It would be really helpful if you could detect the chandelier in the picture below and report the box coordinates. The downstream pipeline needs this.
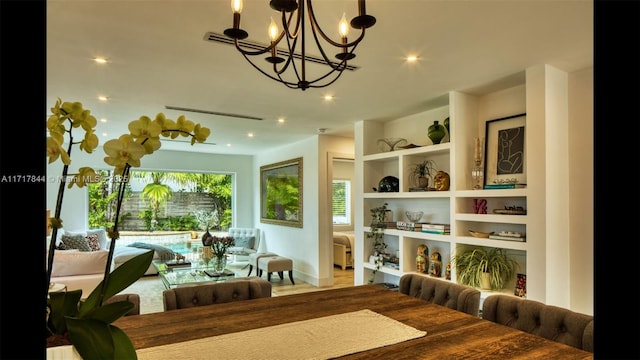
[223,0,376,91]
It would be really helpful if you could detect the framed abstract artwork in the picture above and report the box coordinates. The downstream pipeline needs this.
[260,157,303,228]
[484,113,526,186]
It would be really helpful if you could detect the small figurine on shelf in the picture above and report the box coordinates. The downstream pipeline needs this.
[445,263,451,280]
[429,252,442,277]
[433,171,450,191]
[473,198,488,214]
[416,244,429,273]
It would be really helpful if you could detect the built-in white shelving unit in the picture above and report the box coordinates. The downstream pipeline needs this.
[353,67,570,304]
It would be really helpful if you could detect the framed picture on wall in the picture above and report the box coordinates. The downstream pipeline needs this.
[260,157,303,228]
[484,113,527,186]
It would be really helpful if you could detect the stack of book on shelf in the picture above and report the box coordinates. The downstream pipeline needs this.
[488,231,526,242]
[484,183,527,189]
[396,221,427,231]
[421,223,451,235]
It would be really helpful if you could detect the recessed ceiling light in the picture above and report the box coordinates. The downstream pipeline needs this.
[94,57,108,64]
[98,96,109,101]
[100,118,107,123]
[102,132,108,137]
[226,143,231,147]
[406,55,419,63]
[323,95,334,101]
[248,132,254,138]
[278,118,285,124]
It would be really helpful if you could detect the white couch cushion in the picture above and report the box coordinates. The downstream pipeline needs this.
[51,249,109,277]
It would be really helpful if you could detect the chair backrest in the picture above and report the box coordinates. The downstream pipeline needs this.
[399,273,481,317]
[163,277,272,311]
[227,228,261,252]
[482,294,593,352]
[104,293,140,316]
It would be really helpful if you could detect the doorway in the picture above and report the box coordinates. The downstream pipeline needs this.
[329,155,355,286]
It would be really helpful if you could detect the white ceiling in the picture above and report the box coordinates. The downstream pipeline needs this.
[47,0,593,156]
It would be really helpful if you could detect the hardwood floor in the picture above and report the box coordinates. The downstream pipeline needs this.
[271,265,354,297]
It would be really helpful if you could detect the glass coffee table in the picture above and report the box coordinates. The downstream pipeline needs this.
[153,259,238,289]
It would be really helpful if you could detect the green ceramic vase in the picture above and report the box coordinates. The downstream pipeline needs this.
[428,120,446,144]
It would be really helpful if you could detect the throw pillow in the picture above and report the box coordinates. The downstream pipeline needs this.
[85,233,101,251]
[61,234,92,252]
[233,236,255,249]
[56,242,70,250]
[87,228,108,249]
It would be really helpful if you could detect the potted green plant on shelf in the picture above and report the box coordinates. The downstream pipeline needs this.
[411,159,437,189]
[46,98,211,359]
[366,202,389,283]
[451,247,518,290]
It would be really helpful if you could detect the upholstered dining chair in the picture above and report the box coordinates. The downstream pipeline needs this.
[399,273,481,317]
[103,293,141,316]
[482,294,593,352]
[162,277,272,311]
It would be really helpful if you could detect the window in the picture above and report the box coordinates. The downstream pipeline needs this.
[332,179,351,225]
[88,170,233,231]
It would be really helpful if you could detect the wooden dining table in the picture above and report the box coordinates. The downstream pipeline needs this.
[115,284,592,359]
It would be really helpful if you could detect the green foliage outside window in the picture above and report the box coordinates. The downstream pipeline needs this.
[88,170,131,229]
[88,170,232,231]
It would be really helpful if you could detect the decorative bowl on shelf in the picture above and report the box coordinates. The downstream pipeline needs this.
[468,230,493,238]
[377,138,408,152]
[405,211,424,223]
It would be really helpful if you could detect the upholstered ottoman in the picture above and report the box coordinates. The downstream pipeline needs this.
[258,256,295,284]
[247,252,277,277]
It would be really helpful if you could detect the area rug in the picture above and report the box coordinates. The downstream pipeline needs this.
[136,309,427,360]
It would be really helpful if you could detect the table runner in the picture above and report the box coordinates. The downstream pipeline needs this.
[136,309,426,359]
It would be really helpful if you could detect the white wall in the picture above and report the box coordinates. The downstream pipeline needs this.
[568,67,594,315]
[254,136,320,285]
[254,134,354,287]
[46,148,255,232]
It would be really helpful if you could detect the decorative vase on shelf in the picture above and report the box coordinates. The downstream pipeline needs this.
[472,159,484,190]
[443,117,450,133]
[471,137,484,190]
[427,121,446,144]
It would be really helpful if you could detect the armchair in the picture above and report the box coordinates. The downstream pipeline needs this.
[226,228,261,262]
[162,277,271,311]
[482,294,593,352]
[399,273,481,317]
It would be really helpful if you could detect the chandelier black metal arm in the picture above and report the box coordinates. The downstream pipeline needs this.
[223,0,375,91]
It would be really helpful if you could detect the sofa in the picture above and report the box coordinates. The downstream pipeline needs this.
[47,228,163,296]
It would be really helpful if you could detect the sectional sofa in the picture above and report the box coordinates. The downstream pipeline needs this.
[47,228,161,296]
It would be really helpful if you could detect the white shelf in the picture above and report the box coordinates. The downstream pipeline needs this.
[363,143,451,161]
[363,191,451,199]
[455,213,527,224]
[455,236,527,251]
[455,189,527,197]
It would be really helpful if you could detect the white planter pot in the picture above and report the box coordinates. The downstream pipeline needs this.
[46,345,82,360]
